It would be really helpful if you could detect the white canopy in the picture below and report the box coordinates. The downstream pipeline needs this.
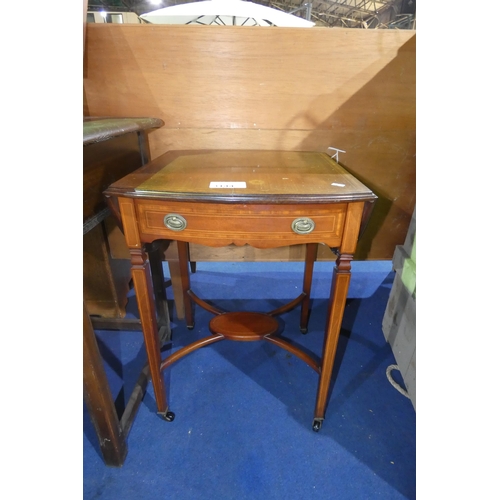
[140,0,315,28]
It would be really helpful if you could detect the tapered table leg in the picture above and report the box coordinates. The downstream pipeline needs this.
[130,247,168,415]
[177,240,194,329]
[165,245,185,320]
[313,253,353,431]
[146,240,171,343]
[300,243,317,333]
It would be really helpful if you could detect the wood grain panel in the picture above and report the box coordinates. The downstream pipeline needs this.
[84,25,413,130]
[84,24,415,259]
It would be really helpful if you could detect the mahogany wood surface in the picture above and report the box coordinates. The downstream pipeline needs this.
[315,253,354,421]
[84,24,415,259]
[105,149,376,431]
[137,200,347,248]
[129,246,168,414]
[209,312,279,340]
[300,243,317,332]
[177,241,195,328]
[107,149,375,203]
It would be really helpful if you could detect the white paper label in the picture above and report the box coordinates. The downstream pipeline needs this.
[209,182,247,189]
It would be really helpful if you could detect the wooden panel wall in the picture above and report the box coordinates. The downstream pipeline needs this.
[83,24,415,260]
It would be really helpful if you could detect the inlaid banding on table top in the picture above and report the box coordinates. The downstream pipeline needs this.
[103,150,376,204]
[135,151,369,196]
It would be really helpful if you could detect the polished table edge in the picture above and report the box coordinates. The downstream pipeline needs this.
[105,188,377,205]
[83,117,164,146]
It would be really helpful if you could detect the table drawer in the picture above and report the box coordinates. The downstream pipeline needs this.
[135,200,347,248]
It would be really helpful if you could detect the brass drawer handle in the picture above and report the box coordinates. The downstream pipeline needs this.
[164,214,187,231]
[291,217,315,235]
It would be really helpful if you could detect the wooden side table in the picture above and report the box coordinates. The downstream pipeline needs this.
[105,150,376,431]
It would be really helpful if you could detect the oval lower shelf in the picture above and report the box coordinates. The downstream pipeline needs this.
[209,312,279,341]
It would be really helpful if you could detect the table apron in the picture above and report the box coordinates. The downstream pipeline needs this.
[134,200,348,248]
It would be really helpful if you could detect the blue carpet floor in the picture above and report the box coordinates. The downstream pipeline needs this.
[84,260,416,499]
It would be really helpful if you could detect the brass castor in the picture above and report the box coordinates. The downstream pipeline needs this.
[312,418,323,432]
[160,411,175,422]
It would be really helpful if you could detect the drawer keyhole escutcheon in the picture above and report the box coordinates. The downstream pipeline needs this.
[164,214,187,231]
[291,217,315,235]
